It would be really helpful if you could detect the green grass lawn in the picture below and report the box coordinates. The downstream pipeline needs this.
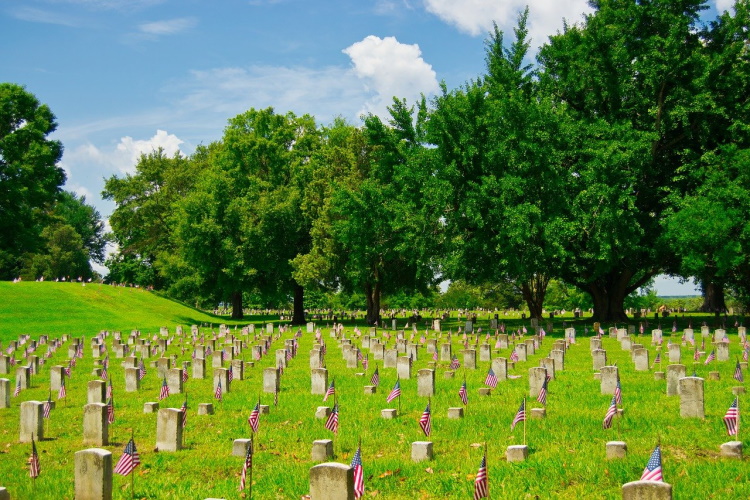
[0,283,747,498]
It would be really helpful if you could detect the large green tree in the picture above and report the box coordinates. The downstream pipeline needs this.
[0,83,65,278]
[537,0,711,320]
[664,1,750,311]
[102,148,200,290]
[173,108,319,320]
[428,12,574,319]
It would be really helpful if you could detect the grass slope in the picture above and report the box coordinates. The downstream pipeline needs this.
[0,282,241,341]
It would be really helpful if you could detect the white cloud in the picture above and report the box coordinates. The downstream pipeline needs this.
[715,0,735,12]
[11,6,80,26]
[423,0,592,49]
[173,64,369,125]
[64,130,184,176]
[343,36,439,118]
[139,17,196,36]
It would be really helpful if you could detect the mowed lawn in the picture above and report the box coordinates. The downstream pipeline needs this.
[0,284,747,498]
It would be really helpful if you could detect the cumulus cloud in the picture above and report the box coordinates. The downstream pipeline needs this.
[423,0,592,49]
[139,17,196,36]
[64,129,184,176]
[342,36,439,118]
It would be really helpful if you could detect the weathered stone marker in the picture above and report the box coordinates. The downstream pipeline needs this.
[417,369,434,396]
[411,441,433,462]
[75,448,113,500]
[592,349,607,371]
[621,481,672,500]
[19,401,44,442]
[720,441,742,459]
[666,364,686,396]
[87,380,106,404]
[312,439,334,461]
[167,368,183,394]
[397,356,412,379]
[679,376,704,418]
[0,378,9,409]
[311,368,328,395]
[600,366,619,395]
[309,462,355,500]
[213,368,230,394]
[506,445,528,462]
[463,349,477,369]
[447,407,464,419]
[529,367,547,398]
[125,367,140,392]
[83,403,109,446]
[263,367,279,393]
[633,348,649,371]
[491,358,508,382]
[156,408,183,451]
[606,441,627,459]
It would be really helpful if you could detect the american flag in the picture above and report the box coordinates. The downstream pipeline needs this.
[43,392,52,419]
[537,377,548,405]
[29,436,40,479]
[181,398,188,427]
[459,381,468,405]
[419,402,431,436]
[386,379,401,403]
[13,379,21,397]
[734,361,744,382]
[511,399,525,430]
[351,445,364,499]
[107,380,113,400]
[484,368,498,389]
[614,378,622,406]
[248,402,260,433]
[113,438,140,476]
[704,350,716,365]
[274,388,278,407]
[107,397,115,424]
[694,348,701,361]
[640,445,663,482]
[323,380,335,402]
[362,354,369,370]
[214,379,222,401]
[652,352,661,367]
[183,369,188,383]
[239,441,253,491]
[159,378,170,400]
[138,359,146,380]
[473,453,488,500]
[744,348,749,362]
[432,350,437,362]
[58,378,66,399]
[325,404,339,434]
[449,356,460,369]
[228,367,234,383]
[602,396,617,429]
[510,350,519,362]
[723,398,739,436]
[370,367,380,386]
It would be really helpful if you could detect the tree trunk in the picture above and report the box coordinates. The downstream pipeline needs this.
[700,281,727,316]
[520,274,549,320]
[292,282,305,325]
[587,275,631,322]
[365,282,381,326]
[231,290,244,319]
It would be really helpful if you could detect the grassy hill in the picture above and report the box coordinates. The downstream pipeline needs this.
[0,281,241,341]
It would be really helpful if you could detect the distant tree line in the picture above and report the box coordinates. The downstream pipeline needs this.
[3,1,749,322]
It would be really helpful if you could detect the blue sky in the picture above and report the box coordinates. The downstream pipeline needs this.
[1,0,726,293]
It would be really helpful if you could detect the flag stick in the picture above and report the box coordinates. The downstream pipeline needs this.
[130,429,135,500]
[523,397,527,446]
[484,442,488,498]
[248,436,254,499]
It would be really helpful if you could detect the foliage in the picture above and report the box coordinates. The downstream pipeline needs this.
[0,83,65,278]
